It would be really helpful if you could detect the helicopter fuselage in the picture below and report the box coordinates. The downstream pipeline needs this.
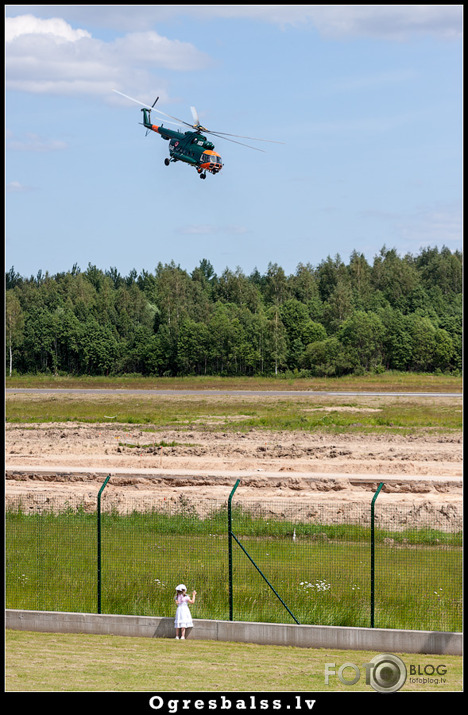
[141,108,223,176]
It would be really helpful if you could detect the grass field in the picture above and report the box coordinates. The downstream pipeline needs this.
[5,384,462,436]
[6,509,462,632]
[5,629,462,692]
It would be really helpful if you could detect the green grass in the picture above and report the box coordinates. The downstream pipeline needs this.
[6,372,462,435]
[6,508,462,632]
[5,391,462,434]
[5,629,463,692]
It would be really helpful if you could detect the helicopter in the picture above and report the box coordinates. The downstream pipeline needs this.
[113,89,283,179]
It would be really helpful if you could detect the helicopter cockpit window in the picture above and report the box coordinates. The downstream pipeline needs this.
[200,153,222,166]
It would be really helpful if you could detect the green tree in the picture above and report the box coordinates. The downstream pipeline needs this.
[177,318,210,374]
[22,307,63,373]
[4,246,462,378]
[289,262,319,304]
[322,279,354,333]
[144,325,173,376]
[265,305,287,375]
[338,311,385,372]
[280,298,327,368]
[55,308,85,373]
[67,272,97,322]
[379,307,413,371]
[432,328,454,372]
[207,303,237,374]
[191,259,217,300]
[348,250,372,308]
[79,317,120,375]
[439,296,462,371]
[6,290,25,376]
[84,263,105,292]
[264,262,289,306]
[6,266,23,290]
[416,246,462,296]
[371,247,419,310]
[316,254,347,302]
[301,337,352,376]
[235,308,265,374]
[406,314,437,372]
[215,267,261,312]
[154,261,192,329]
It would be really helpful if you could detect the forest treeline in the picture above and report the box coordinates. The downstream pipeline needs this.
[5,246,462,378]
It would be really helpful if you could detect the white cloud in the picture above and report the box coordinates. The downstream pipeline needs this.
[6,6,462,40]
[5,14,212,97]
[5,14,91,42]
[4,7,460,99]
[112,31,210,71]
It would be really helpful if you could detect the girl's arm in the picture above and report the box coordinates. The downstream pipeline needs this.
[188,590,197,604]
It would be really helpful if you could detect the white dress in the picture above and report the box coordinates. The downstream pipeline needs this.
[174,595,193,628]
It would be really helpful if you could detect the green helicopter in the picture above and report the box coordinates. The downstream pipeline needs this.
[113,89,282,179]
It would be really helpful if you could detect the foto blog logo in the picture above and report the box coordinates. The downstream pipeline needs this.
[325,653,407,693]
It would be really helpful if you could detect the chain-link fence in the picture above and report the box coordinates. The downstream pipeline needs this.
[6,480,462,632]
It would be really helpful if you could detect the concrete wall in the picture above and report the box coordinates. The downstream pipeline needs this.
[6,609,462,656]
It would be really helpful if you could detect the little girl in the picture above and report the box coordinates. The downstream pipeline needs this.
[174,584,197,639]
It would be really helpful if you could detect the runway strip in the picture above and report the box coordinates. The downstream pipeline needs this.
[5,388,463,398]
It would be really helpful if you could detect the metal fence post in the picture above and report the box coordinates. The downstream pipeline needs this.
[97,475,111,614]
[370,481,384,628]
[228,479,240,621]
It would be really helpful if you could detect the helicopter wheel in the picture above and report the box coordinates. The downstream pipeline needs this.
[164,158,170,166]
[200,172,206,179]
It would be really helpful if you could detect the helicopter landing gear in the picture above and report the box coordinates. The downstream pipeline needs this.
[164,158,170,166]
[199,172,206,179]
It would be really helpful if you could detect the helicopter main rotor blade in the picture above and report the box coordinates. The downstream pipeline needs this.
[114,90,284,149]
[113,89,157,111]
[113,89,192,128]
[190,106,200,126]
[206,131,265,152]
[205,129,284,144]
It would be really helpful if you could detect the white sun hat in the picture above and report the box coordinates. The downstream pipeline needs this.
[176,584,187,591]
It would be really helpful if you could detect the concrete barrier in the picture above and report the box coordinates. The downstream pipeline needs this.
[6,609,462,655]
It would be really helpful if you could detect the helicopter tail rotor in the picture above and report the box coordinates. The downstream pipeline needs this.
[144,99,159,135]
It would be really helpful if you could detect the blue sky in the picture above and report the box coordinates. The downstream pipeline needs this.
[5,5,462,280]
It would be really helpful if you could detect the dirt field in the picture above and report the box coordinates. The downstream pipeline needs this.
[5,417,463,530]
